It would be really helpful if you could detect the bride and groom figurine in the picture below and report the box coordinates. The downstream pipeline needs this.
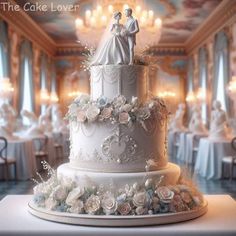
[91,8,139,66]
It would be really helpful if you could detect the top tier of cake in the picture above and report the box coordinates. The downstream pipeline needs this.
[90,65,148,103]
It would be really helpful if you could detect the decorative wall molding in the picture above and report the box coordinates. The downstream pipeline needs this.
[185,0,236,54]
[0,0,56,55]
[145,44,186,56]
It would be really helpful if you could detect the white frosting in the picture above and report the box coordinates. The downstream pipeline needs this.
[90,65,148,103]
[57,162,181,188]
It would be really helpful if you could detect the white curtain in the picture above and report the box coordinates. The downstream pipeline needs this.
[0,20,9,78]
[0,44,4,78]
[187,58,194,92]
[19,40,34,114]
[198,48,208,124]
[213,31,230,114]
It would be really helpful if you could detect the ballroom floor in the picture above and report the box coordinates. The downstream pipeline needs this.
[1,159,236,201]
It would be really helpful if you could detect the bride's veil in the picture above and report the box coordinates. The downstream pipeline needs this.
[90,17,114,63]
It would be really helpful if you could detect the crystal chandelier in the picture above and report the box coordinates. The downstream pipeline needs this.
[75,0,162,51]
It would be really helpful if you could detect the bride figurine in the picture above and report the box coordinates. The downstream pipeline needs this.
[91,11,130,65]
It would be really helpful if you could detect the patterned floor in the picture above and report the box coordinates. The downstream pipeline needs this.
[0,159,236,201]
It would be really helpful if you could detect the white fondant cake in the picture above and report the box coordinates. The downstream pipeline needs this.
[30,11,206,224]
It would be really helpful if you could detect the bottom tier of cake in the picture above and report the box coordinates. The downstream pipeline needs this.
[57,162,181,188]
[31,161,206,221]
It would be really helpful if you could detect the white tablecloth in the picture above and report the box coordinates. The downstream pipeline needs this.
[168,131,181,158]
[176,132,191,162]
[0,195,236,236]
[185,133,208,164]
[0,139,36,180]
[194,138,236,179]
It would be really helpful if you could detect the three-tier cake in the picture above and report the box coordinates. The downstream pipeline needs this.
[29,64,207,226]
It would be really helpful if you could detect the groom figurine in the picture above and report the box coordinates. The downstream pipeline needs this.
[124,8,139,65]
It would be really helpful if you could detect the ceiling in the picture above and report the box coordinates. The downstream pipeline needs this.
[15,0,222,44]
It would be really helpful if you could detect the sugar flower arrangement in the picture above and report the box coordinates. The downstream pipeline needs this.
[65,94,169,130]
[33,162,204,216]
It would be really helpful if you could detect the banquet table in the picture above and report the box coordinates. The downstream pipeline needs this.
[0,195,236,236]
[0,138,36,180]
[185,133,208,164]
[176,131,191,162]
[168,130,182,159]
[194,138,236,179]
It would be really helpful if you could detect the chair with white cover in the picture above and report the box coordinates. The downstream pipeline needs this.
[33,135,49,171]
[222,137,236,180]
[0,137,17,180]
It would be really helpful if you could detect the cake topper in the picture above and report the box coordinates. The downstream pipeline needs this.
[91,8,139,66]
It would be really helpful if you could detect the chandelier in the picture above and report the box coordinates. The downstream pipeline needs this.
[75,0,162,51]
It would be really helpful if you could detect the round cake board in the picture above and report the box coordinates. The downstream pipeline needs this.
[28,200,208,227]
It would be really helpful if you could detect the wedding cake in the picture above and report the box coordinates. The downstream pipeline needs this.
[29,9,207,226]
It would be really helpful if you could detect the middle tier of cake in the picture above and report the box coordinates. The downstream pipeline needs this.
[69,117,168,173]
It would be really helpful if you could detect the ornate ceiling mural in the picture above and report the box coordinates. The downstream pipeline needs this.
[15,0,222,43]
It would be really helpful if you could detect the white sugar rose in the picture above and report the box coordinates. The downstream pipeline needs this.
[66,186,85,206]
[51,185,68,201]
[117,202,131,215]
[101,107,113,119]
[180,191,192,204]
[113,95,126,108]
[45,197,58,210]
[75,94,90,105]
[156,186,174,203]
[86,105,100,122]
[97,96,108,108]
[33,183,52,197]
[121,104,132,112]
[69,103,78,116]
[84,195,101,214]
[135,206,148,215]
[137,107,151,120]
[133,191,148,207]
[131,96,139,106]
[68,200,84,214]
[101,193,117,215]
[77,109,86,122]
[119,112,130,124]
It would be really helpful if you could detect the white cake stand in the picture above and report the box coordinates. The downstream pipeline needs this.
[28,200,208,227]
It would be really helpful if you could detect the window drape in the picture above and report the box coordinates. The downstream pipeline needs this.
[19,40,35,113]
[0,20,9,78]
[213,31,230,113]
[198,48,208,124]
